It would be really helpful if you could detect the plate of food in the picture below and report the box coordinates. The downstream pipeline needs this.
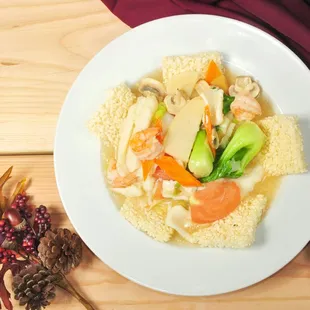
[54,14,310,296]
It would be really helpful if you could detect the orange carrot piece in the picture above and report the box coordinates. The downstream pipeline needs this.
[141,160,154,180]
[205,60,222,84]
[152,117,162,129]
[154,156,201,187]
[190,181,241,224]
[211,74,229,93]
[203,105,216,157]
[153,179,163,200]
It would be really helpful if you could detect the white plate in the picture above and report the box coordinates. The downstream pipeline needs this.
[54,15,310,296]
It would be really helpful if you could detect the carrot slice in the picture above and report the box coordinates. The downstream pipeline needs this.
[211,74,229,93]
[205,60,222,84]
[152,166,173,180]
[190,181,241,224]
[154,156,201,187]
[203,105,216,157]
[141,160,154,180]
[153,179,163,200]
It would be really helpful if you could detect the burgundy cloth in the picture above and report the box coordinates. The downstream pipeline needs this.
[101,0,310,67]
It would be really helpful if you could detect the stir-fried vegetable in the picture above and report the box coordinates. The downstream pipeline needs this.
[152,102,167,124]
[155,155,201,187]
[188,131,214,178]
[141,160,154,180]
[164,97,205,163]
[190,180,241,224]
[229,76,260,98]
[166,71,199,97]
[205,60,222,83]
[217,113,232,136]
[164,90,187,115]
[196,80,224,126]
[161,112,174,134]
[219,123,236,149]
[138,78,166,100]
[174,182,182,195]
[201,122,265,182]
[211,75,229,93]
[117,104,137,175]
[203,105,216,157]
[223,94,235,114]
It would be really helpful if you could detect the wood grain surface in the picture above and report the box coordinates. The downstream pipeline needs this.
[0,156,309,309]
[0,0,309,309]
[0,0,129,154]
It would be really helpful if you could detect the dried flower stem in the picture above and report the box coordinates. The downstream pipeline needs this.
[57,274,95,310]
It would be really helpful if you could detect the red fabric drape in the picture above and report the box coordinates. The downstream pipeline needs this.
[101,0,310,67]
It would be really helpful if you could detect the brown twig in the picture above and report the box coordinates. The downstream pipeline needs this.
[56,273,95,310]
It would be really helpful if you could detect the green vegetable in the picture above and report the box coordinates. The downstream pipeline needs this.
[152,102,167,122]
[201,122,265,182]
[174,182,181,195]
[223,94,235,114]
[188,130,214,178]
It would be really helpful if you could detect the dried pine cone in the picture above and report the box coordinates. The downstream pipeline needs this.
[12,264,61,310]
[38,228,82,274]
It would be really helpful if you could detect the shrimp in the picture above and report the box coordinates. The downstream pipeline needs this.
[230,94,262,121]
[129,127,164,161]
[107,158,138,188]
[111,172,139,188]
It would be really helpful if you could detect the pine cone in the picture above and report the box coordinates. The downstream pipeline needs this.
[38,228,82,274]
[12,264,61,310]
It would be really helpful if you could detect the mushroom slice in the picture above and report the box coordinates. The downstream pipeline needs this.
[138,78,166,100]
[245,82,260,98]
[228,85,238,97]
[164,90,188,115]
[235,76,252,92]
[229,76,260,98]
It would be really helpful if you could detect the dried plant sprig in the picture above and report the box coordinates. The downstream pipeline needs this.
[0,167,94,310]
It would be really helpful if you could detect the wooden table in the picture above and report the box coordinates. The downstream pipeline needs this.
[1,0,309,309]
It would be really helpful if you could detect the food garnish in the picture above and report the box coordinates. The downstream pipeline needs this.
[201,122,265,182]
[188,130,214,178]
[155,156,202,187]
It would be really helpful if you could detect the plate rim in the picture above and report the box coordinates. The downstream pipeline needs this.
[54,14,310,297]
